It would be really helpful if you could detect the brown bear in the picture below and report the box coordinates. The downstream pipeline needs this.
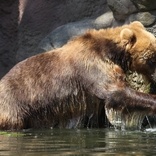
[0,21,156,130]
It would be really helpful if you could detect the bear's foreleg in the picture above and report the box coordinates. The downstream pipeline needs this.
[105,87,156,129]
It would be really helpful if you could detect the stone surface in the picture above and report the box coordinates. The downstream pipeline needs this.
[0,0,107,78]
[15,0,107,63]
[131,0,156,11]
[128,12,156,26]
[37,11,114,53]
[107,0,137,21]
[0,0,19,78]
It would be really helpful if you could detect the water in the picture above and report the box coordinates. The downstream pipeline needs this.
[0,128,156,156]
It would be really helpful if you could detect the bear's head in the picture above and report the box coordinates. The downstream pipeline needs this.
[105,22,156,129]
[119,21,156,82]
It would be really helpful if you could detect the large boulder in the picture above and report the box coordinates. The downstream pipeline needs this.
[36,11,114,53]
[0,0,19,78]
[127,11,156,26]
[131,0,156,11]
[107,0,156,27]
[0,0,107,78]
[107,0,137,21]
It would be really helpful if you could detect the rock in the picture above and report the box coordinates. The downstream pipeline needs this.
[107,0,137,21]
[37,19,95,52]
[0,0,107,78]
[15,0,107,63]
[128,12,156,26]
[146,25,156,37]
[0,0,19,78]
[93,11,114,28]
[37,11,114,53]
[131,0,156,11]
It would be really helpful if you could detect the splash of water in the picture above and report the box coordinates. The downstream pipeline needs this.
[105,108,147,130]
[145,116,152,128]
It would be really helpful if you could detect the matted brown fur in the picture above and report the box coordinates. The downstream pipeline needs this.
[0,21,156,130]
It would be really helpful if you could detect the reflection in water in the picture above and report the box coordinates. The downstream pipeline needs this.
[0,128,156,156]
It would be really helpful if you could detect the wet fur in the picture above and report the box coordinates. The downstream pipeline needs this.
[0,22,156,130]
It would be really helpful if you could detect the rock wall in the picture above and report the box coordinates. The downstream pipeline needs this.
[0,0,19,78]
[0,0,107,78]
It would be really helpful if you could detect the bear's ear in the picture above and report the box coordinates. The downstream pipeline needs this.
[130,21,145,30]
[120,28,135,46]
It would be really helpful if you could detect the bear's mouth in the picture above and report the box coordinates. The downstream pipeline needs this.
[105,106,147,130]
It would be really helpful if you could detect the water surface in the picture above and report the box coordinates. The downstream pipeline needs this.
[0,128,156,156]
